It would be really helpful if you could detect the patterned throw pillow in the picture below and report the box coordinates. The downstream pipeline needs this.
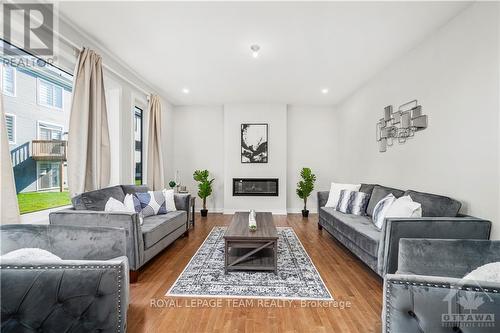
[372,193,396,230]
[124,194,142,213]
[336,190,370,215]
[134,191,167,217]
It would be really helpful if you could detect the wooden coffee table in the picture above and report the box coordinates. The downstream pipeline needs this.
[224,212,278,274]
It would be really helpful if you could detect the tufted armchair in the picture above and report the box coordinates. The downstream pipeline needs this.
[0,224,129,333]
[383,238,500,333]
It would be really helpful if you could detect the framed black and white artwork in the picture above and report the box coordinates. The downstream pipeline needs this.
[241,123,268,163]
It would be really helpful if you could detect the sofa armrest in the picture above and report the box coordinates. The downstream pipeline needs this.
[317,191,329,212]
[378,217,491,276]
[397,238,500,278]
[49,209,143,271]
[0,257,128,333]
[383,273,500,333]
[0,224,126,261]
[174,193,191,212]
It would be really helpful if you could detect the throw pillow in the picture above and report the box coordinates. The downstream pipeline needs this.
[1,248,61,261]
[325,182,361,208]
[105,197,135,213]
[372,193,396,230]
[385,195,422,219]
[135,191,167,217]
[162,189,177,212]
[463,262,500,283]
[124,194,142,213]
[336,190,370,215]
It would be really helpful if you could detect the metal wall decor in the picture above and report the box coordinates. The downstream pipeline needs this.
[376,100,428,152]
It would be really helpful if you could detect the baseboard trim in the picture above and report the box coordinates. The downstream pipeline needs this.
[223,209,288,215]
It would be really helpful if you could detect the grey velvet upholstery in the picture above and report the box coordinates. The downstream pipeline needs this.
[359,183,377,196]
[366,185,405,216]
[383,239,500,333]
[50,185,190,272]
[380,217,491,276]
[72,185,125,211]
[403,190,461,217]
[317,186,491,277]
[0,224,128,333]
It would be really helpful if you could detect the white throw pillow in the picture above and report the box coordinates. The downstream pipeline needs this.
[1,248,61,261]
[105,197,135,213]
[163,189,177,212]
[385,195,422,219]
[372,194,396,230]
[463,262,500,283]
[325,182,361,208]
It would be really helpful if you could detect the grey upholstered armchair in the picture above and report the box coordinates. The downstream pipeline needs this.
[0,224,129,333]
[383,238,500,333]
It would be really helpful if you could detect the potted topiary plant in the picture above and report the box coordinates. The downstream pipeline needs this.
[296,167,316,218]
[168,180,176,189]
[193,169,214,217]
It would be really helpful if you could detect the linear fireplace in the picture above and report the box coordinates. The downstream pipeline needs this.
[233,178,279,196]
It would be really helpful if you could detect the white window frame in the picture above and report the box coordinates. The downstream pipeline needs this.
[1,65,16,97]
[37,78,63,110]
[5,113,16,144]
[37,121,63,140]
[36,161,61,191]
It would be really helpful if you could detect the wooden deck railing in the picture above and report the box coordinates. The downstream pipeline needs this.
[32,140,67,161]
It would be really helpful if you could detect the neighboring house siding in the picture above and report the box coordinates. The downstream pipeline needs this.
[5,69,71,193]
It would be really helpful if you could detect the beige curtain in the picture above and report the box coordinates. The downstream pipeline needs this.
[146,94,165,190]
[0,93,20,224]
[68,48,110,197]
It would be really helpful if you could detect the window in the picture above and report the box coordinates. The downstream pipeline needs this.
[37,78,63,109]
[2,65,16,96]
[5,113,16,144]
[37,162,60,190]
[38,122,63,140]
[1,39,72,213]
[134,106,143,185]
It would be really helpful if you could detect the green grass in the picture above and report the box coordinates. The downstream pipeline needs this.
[17,191,71,214]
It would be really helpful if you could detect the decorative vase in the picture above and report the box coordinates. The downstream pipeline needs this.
[248,210,257,231]
[200,209,208,217]
[302,209,309,218]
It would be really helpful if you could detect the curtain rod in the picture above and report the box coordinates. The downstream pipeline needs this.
[56,30,151,99]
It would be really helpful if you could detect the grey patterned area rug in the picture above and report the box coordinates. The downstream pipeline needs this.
[166,227,332,300]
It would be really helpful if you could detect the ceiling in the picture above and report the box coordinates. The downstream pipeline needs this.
[59,1,470,106]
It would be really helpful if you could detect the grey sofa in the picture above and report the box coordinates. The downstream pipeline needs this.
[0,224,128,333]
[317,184,491,276]
[383,238,500,333]
[49,185,190,278]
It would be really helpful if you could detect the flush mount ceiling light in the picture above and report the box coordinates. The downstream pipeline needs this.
[250,44,260,58]
[321,88,329,94]
[182,88,190,94]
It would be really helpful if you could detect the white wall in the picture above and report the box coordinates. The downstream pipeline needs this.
[335,3,500,238]
[223,104,288,214]
[287,106,337,213]
[173,106,225,211]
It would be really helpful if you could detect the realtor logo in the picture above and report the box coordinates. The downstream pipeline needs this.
[3,3,54,56]
[442,281,496,329]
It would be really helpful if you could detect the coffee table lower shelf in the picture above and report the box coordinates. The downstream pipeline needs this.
[224,240,277,274]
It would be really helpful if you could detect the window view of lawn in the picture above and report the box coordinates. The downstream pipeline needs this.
[17,191,71,214]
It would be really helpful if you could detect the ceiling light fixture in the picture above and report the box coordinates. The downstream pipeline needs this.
[182,88,190,94]
[321,88,329,94]
[250,44,260,58]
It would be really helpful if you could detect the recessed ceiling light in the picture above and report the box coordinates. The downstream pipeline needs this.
[321,88,329,94]
[250,44,260,58]
[182,88,190,94]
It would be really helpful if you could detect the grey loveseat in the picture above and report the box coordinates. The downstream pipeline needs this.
[0,224,128,333]
[383,238,500,333]
[317,184,491,276]
[50,185,190,280]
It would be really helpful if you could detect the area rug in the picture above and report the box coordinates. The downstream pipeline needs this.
[166,227,332,300]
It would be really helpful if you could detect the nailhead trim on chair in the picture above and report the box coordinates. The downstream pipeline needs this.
[1,264,124,332]
[385,279,500,333]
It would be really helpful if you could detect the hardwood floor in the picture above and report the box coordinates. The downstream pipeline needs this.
[128,213,383,333]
